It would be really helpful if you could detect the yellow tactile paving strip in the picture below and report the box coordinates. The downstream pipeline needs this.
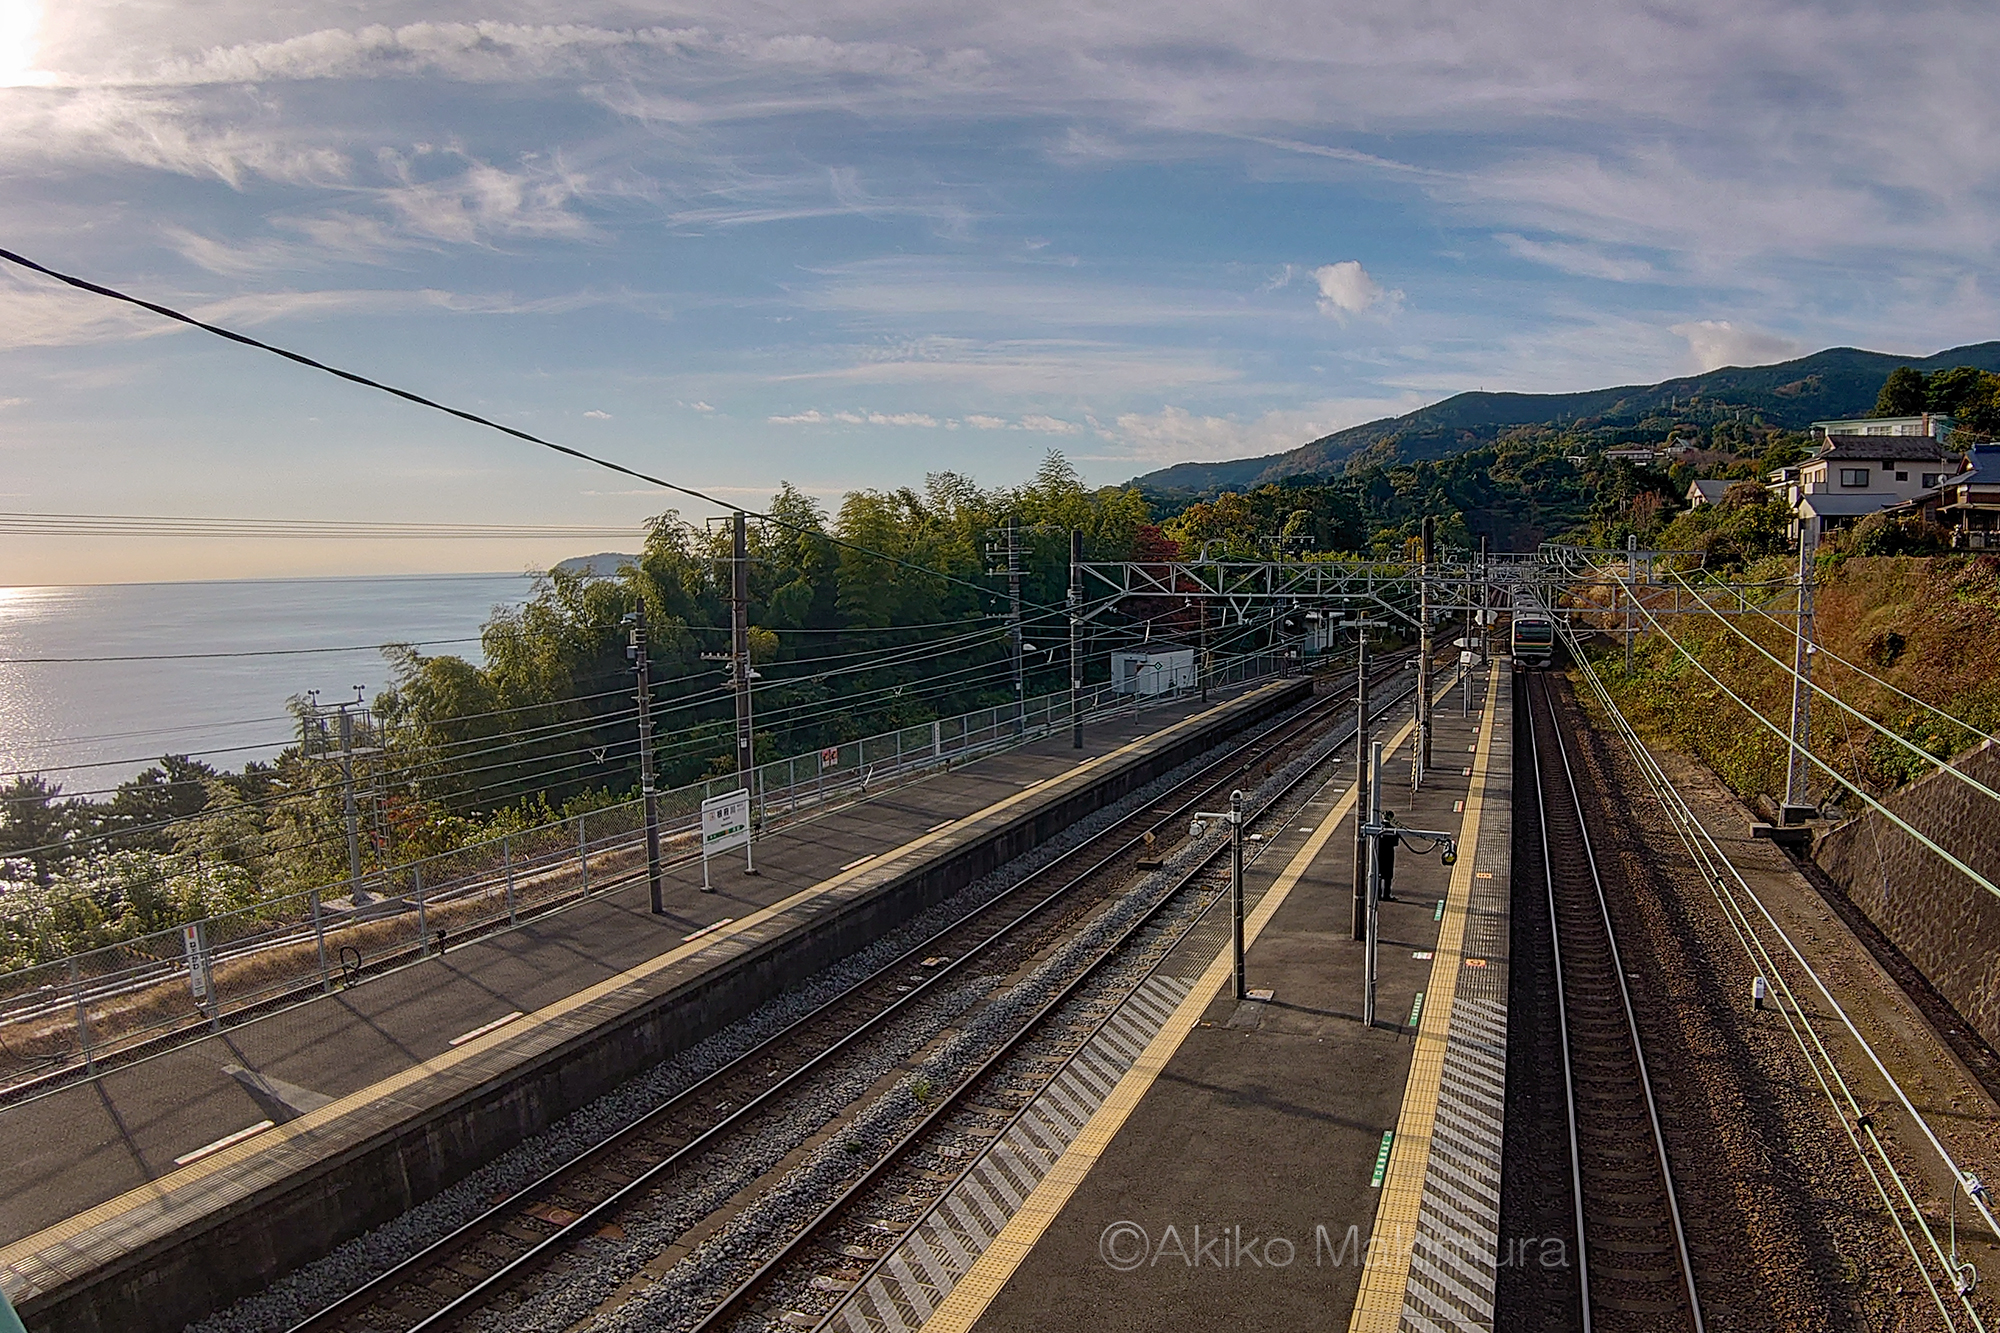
[1347,663,1502,1333]
[0,686,1283,1302]
[922,708,1426,1333]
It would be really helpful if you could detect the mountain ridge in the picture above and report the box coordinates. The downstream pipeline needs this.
[1129,341,2000,495]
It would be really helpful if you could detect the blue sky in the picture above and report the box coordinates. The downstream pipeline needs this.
[2,1,1997,582]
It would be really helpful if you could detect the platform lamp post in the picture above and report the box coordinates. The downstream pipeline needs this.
[1192,790,1248,1000]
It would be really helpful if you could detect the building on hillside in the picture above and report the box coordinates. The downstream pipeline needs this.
[1603,446,1658,465]
[1686,478,1733,508]
[1787,434,1959,544]
[1767,464,1803,509]
[1893,443,2000,549]
[1811,414,1955,441]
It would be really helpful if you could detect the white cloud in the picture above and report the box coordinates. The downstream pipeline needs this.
[583,409,611,418]
[768,409,827,424]
[1313,261,1402,322]
[0,397,27,408]
[767,407,942,428]
[1495,233,1658,283]
[963,414,1008,429]
[1669,320,1805,373]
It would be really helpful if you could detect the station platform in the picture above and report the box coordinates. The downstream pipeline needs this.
[0,677,1310,1333]
[814,664,1514,1333]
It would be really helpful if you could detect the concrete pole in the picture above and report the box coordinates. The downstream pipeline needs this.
[1231,789,1246,1001]
[1199,594,1209,703]
[1419,515,1434,777]
[1625,532,1638,675]
[732,512,754,782]
[1070,527,1084,749]
[632,606,665,915]
[1783,526,1819,820]
[1351,625,1371,941]
[338,706,363,905]
[1364,741,1383,1027]
[1007,515,1025,736]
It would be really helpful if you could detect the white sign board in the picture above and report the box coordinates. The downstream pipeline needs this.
[701,788,752,858]
[184,923,208,1000]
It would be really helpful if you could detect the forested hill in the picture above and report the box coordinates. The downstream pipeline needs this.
[1132,341,2000,496]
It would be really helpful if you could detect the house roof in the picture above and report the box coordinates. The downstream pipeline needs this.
[1947,442,2000,487]
[1814,434,1957,461]
[1799,493,1899,517]
[1687,479,1733,503]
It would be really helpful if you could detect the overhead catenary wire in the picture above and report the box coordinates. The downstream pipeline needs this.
[0,247,1069,620]
[1616,592,2000,908]
[1650,568,2000,808]
[1564,626,1997,1323]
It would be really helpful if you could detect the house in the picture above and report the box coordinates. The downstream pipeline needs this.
[1766,464,1803,509]
[1798,435,1957,505]
[1898,443,2000,548]
[1789,434,1959,544]
[1811,414,1955,441]
[1686,478,1734,508]
[1603,446,1658,465]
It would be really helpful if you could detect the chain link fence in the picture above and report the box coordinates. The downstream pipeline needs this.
[0,654,1281,1099]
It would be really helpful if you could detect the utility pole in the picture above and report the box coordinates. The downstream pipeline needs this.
[628,606,665,914]
[1007,516,1025,735]
[984,518,1029,736]
[731,512,759,874]
[1198,594,1209,703]
[1351,621,1371,940]
[1783,525,1819,823]
[1364,741,1383,1027]
[1070,527,1084,749]
[336,690,368,905]
[1419,515,1435,778]
[1625,531,1639,675]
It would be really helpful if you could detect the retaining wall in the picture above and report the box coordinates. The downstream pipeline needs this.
[1815,738,2000,1052]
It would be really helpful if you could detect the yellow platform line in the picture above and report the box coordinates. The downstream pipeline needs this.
[1347,663,1502,1332]
[0,687,1276,1292]
[923,709,1424,1333]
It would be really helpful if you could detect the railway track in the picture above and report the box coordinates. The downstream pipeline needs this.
[287,654,1416,1333]
[688,671,1423,1333]
[1524,670,1703,1333]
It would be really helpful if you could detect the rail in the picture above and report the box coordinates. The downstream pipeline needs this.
[0,654,1287,1101]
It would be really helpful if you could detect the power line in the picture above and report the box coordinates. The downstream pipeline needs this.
[0,247,1061,618]
[0,512,645,540]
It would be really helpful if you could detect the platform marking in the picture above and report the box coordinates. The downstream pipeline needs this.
[172,1120,274,1167]
[680,918,737,944]
[1407,993,1425,1028]
[908,709,1425,1333]
[1348,663,1501,1333]
[0,685,1291,1305]
[1370,1131,1395,1187]
[447,1011,525,1047]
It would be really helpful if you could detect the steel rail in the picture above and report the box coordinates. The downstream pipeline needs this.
[289,659,1407,1333]
[1530,673,1704,1332]
[686,674,1422,1333]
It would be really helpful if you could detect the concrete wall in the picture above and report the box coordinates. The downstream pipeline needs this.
[28,679,1310,1333]
[1815,738,2000,1052]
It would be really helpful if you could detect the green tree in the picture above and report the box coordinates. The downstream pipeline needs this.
[1873,366,1929,416]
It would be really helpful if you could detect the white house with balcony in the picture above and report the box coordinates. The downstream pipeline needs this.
[1789,433,1960,544]
[1810,414,1955,441]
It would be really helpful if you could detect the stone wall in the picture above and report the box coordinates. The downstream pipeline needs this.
[1815,738,2000,1051]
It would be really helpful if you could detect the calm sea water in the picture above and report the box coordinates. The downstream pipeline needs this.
[0,574,535,795]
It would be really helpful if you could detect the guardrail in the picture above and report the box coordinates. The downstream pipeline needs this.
[0,653,1284,1100]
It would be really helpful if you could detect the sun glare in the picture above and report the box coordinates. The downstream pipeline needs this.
[0,0,53,88]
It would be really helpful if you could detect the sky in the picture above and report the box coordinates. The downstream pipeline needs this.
[1,0,1997,583]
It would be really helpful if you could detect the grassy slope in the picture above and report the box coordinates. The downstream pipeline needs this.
[1597,555,2000,808]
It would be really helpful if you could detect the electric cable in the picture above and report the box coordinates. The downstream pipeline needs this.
[0,247,1071,619]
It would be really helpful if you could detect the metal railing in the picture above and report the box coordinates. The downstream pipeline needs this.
[0,653,1283,1100]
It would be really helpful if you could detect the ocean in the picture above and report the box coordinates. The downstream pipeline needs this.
[0,574,537,796]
